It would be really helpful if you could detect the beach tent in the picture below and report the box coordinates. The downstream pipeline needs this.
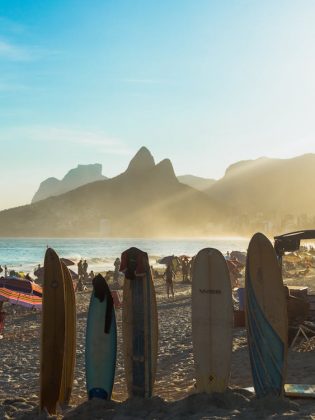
[0,276,42,310]
[274,230,315,257]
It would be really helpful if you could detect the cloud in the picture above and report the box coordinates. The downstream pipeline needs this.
[121,78,168,85]
[0,125,131,155]
[0,37,60,62]
[0,39,32,61]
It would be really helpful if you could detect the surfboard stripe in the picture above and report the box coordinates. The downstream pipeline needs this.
[246,278,285,396]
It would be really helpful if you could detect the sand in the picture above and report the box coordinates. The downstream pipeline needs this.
[0,275,315,419]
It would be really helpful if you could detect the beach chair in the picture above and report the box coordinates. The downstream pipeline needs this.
[111,290,123,310]
[290,321,315,350]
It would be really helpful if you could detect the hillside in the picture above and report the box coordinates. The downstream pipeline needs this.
[177,175,216,191]
[0,148,226,237]
[206,154,315,216]
[32,163,107,203]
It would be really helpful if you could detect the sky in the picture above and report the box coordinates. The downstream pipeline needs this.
[0,0,315,210]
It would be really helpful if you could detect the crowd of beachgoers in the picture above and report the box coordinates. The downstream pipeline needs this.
[0,248,315,419]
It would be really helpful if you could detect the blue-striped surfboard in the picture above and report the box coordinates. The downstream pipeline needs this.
[245,232,288,398]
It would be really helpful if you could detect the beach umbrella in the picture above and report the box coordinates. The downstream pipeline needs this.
[157,255,175,265]
[34,266,78,280]
[60,258,75,266]
[0,276,42,310]
[68,268,79,280]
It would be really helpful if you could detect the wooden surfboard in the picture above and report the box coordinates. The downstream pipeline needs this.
[192,248,233,393]
[40,248,65,414]
[85,274,117,400]
[59,262,76,405]
[121,247,158,398]
[245,232,288,398]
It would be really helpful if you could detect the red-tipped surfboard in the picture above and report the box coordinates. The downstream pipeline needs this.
[192,248,233,393]
[245,232,288,398]
[121,247,158,398]
[40,248,65,414]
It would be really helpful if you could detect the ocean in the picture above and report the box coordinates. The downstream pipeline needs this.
[0,237,249,276]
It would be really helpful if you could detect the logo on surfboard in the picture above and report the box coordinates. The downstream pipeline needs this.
[199,289,222,294]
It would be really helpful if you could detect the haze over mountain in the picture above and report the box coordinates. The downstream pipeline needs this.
[32,164,216,202]
[178,175,216,191]
[32,163,107,203]
[206,154,315,217]
[0,147,225,237]
[1,149,315,237]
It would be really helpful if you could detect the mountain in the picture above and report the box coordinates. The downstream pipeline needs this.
[206,154,315,216]
[32,163,107,203]
[178,175,216,191]
[0,147,226,237]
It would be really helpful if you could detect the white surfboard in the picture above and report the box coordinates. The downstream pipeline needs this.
[192,248,233,393]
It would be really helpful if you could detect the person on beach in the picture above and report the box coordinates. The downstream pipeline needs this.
[89,270,95,280]
[113,258,120,287]
[77,259,83,280]
[0,265,3,274]
[83,260,88,281]
[4,265,7,277]
[181,257,189,283]
[164,263,174,298]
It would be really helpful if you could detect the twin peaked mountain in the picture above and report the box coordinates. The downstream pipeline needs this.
[0,148,223,237]
[1,147,315,237]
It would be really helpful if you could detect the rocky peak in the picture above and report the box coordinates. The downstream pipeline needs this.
[154,159,177,181]
[126,147,155,174]
[32,163,106,203]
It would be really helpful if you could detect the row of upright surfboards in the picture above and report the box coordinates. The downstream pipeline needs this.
[40,233,288,414]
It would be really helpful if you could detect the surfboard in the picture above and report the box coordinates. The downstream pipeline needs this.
[121,247,158,398]
[245,384,315,399]
[85,274,117,400]
[40,248,65,414]
[245,232,288,398]
[192,248,233,393]
[59,262,76,405]
[284,384,315,398]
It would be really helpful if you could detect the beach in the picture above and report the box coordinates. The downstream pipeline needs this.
[1,270,315,419]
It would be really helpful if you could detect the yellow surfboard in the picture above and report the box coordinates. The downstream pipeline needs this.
[59,262,76,405]
[40,248,65,414]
